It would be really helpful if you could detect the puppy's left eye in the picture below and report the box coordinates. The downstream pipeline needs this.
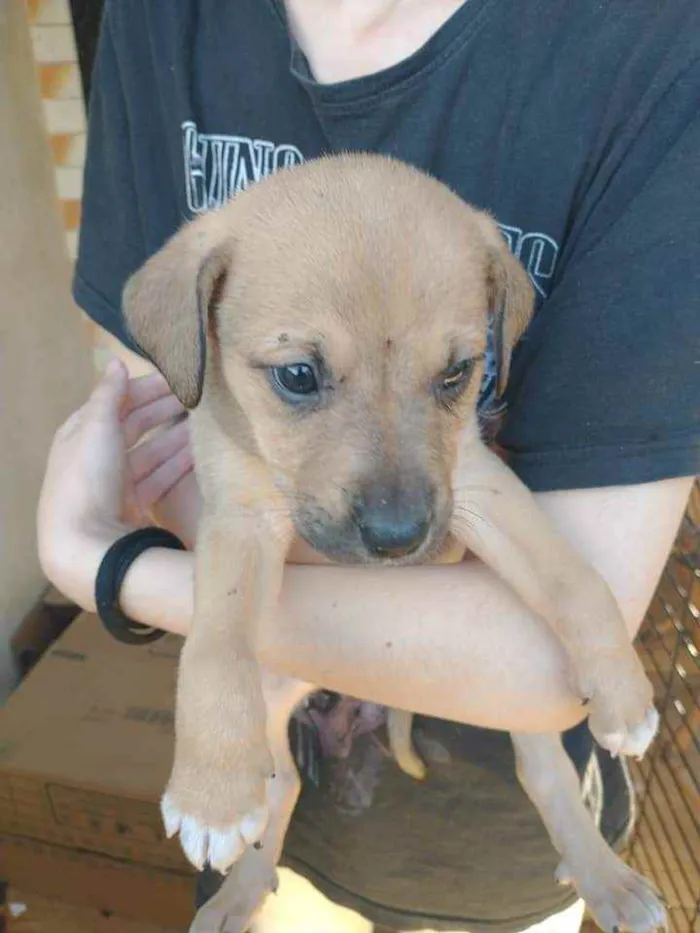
[439,359,475,395]
[271,363,319,400]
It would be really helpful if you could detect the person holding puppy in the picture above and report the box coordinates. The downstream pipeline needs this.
[38,2,699,932]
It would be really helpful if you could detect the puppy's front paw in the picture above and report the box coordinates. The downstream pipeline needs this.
[575,648,658,759]
[594,704,659,760]
[162,744,273,872]
[162,792,268,873]
[556,858,667,933]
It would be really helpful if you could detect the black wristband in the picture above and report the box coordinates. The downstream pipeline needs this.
[95,528,186,645]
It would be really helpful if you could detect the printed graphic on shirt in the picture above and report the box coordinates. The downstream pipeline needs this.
[478,225,559,417]
[499,225,559,299]
[581,750,604,829]
[182,120,303,214]
[181,120,560,413]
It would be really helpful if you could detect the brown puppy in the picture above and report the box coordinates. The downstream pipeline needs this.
[123,154,666,933]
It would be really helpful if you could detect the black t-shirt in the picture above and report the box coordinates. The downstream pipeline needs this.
[74,2,700,930]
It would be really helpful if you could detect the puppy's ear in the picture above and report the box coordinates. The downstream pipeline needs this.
[122,212,232,408]
[477,214,535,398]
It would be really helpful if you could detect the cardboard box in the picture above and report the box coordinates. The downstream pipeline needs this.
[11,586,81,678]
[0,614,196,929]
[4,886,181,933]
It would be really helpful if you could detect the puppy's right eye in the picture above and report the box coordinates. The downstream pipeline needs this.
[271,363,319,401]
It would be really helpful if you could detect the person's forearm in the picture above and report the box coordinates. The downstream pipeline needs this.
[266,561,589,733]
[71,533,586,734]
[68,531,196,632]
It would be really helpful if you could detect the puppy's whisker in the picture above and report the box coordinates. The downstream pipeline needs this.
[450,516,483,547]
[452,505,492,527]
[271,483,353,512]
[451,483,501,496]
[220,504,294,522]
[451,504,494,546]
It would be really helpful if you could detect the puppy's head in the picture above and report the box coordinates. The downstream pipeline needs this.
[124,155,533,564]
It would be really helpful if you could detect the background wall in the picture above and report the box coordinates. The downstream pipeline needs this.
[0,0,93,701]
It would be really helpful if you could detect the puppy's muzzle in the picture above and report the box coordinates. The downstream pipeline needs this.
[353,483,434,560]
[293,477,448,565]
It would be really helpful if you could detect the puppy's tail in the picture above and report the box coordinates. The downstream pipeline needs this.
[387,709,427,781]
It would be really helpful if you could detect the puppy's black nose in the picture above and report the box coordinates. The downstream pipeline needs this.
[359,515,431,558]
[355,487,433,559]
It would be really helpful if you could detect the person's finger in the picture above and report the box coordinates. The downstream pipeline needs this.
[122,482,148,529]
[134,452,195,514]
[53,405,87,445]
[124,370,174,413]
[124,393,186,448]
[88,359,128,419]
[128,419,191,483]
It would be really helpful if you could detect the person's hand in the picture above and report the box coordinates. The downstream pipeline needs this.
[137,453,202,550]
[122,385,201,548]
[37,359,196,608]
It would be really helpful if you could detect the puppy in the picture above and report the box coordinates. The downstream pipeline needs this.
[123,154,666,933]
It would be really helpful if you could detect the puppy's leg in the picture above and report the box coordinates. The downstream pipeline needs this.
[451,441,657,759]
[512,732,666,933]
[162,509,290,874]
[190,671,311,933]
[387,709,426,780]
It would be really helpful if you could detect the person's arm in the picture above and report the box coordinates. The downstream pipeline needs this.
[44,392,691,734]
[261,476,692,732]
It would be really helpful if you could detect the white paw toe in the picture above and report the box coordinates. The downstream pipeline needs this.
[208,828,246,873]
[621,706,659,758]
[600,706,659,760]
[180,816,210,870]
[160,794,182,838]
[599,730,625,758]
[239,806,268,846]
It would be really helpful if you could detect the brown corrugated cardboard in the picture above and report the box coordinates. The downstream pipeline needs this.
[0,613,196,928]
[11,585,81,677]
[6,885,181,933]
